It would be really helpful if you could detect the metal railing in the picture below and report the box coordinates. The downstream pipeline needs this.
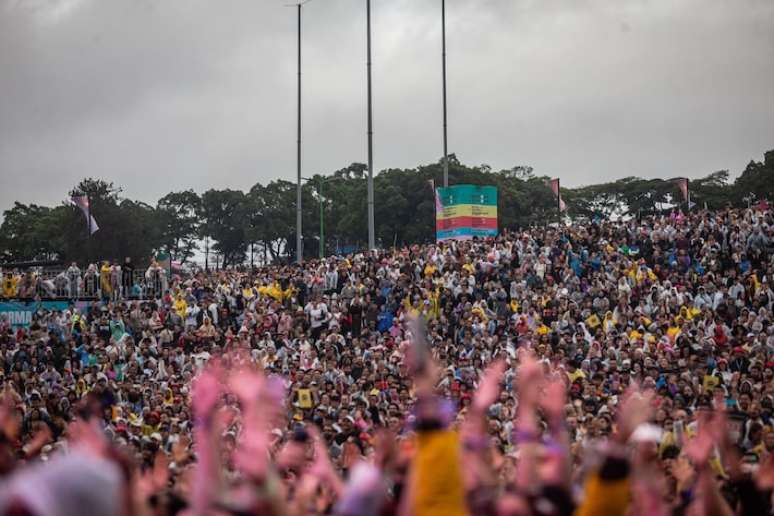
[2,268,168,301]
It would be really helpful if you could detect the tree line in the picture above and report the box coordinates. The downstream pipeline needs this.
[1,149,772,267]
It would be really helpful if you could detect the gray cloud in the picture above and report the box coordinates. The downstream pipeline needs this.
[1,0,773,212]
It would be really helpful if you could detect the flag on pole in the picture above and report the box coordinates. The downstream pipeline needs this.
[69,196,99,235]
[429,179,444,212]
[546,178,567,212]
[675,178,689,203]
[759,198,770,211]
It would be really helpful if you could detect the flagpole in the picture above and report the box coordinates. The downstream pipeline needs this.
[296,2,303,263]
[441,0,449,188]
[287,0,313,263]
[86,193,92,264]
[366,0,375,252]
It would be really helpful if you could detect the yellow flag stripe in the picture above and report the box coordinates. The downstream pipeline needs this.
[436,204,498,220]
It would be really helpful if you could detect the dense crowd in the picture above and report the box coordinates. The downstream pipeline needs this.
[0,206,773,516]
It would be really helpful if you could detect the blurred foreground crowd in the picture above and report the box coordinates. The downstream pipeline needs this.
[0,206,773,515]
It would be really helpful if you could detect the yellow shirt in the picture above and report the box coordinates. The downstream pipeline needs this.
[412,430,466,516]
[2,277,17,297]
[702,374,719,391]
[100,265,112,294]
[568,369,586,383]
[586,314,601,328]
[174,297,188,317]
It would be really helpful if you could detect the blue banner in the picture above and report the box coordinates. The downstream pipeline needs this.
[0,301,73,328]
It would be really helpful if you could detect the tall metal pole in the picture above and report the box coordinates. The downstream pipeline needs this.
[296,4,303,263]
[442,0,449,187]
[86,193,92,265]
[319,178,324,260]
[366,0,375,251]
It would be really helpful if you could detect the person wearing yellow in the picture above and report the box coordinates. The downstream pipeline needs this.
[586,313,601,329]
[566,360,586,383]
[99,261,113,299]
[2,272,17,298]
[666,318,682,342]
[242,285,256,300]
[174,293,188,317]
[602,311,616,334]
[257,282,284,302]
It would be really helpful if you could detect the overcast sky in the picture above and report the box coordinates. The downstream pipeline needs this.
[1,0,773,212]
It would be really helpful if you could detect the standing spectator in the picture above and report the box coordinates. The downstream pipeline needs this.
[121,257,134,300]
[66,262,81,299]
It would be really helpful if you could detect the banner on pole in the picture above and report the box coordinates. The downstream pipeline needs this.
[547,178,567,212]
[69,196,99,234]
[435,185,498,241]
[675,178,689,203]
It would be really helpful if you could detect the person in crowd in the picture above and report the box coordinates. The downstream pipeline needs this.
[121,257,135,300]
[66,262,81,300]
[1,273,17,299]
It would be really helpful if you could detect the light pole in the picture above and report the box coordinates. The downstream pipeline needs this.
[302,176,342,259]
[287,0,313,263]
[366,0,375,251]
[441,0,449,187]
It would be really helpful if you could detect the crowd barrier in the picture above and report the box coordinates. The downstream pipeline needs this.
[1,268,167,302]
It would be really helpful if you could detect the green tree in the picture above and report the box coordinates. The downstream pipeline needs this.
[0,203,62,262]
[733,151,774,205]
[157,190,201,264]
[198,189,248,267]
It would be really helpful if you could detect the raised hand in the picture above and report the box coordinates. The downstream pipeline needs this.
[405,315,441,397]
[671,456,696,493]
[22,423,52,458]
[615,384,654,444]
[757,455,774,490]
[191,360,223,420]
[0,392,20,441]
[69,417,109,458]
[228,366,264,406]
[372,429,398,472]
[306,425,344,496]
[472,359,505,415]
[516,352,544,409]
[541,377,568,426]
[152,451,171,491]
[684,412,716,468]
[171,435,191,465]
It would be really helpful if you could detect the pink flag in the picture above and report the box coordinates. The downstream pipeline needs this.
[546,178,567,212]
[429,179,444,213]
[69,196,99,234]
[675,178,689,203]
[759,198,770,211]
